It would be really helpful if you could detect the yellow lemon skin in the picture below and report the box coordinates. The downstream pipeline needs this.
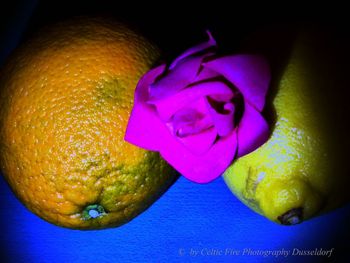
[223,28,350,225]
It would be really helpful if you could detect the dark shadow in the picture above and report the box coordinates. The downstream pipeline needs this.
[237,24,299,131]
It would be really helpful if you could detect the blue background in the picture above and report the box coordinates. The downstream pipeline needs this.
[2,175,350,263]
[1,1,350,262]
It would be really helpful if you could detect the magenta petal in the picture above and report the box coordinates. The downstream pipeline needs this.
[170,102,213,137]
[134,64,166,102]
[169,31,216,70]
[149,54,211,100]
[177,127,217,155]
[124,102,167,151]
[204,55,270,111]
[124,64,168,151]
[151,81,234,121]
[194,67,221,82]
[160,129,237,183]
[236,102,269,157]
[207,101,235,137]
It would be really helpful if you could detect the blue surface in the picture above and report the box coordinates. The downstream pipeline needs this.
[1,175,350,263]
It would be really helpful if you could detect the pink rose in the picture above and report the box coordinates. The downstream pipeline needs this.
[125,32,270,183]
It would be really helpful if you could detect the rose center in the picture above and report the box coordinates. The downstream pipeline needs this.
[169,108,213,137]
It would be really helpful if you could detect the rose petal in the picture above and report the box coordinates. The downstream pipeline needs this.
[204,55,270,111]
[160,129,237,183]
[177,127,217,155]
[124,64,168,151]
[126,35,271,184]
[134,64,167,102]
[236,102,269,157]
[169,31,217,70]
[125,102,167,151]
[149,54,212,101]
[207,101,235,137]
[170,100,213,137]
[150,81,234,121]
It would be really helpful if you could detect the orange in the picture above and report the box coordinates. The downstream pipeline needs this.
[0,17,177,230]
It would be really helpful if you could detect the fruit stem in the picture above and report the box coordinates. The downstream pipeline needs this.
[278,207,303,225]
[82,204,106,220]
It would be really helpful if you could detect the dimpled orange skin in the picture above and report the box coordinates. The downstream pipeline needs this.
[0,18,177,229]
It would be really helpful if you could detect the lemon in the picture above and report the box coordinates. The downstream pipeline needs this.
[224,27,350,225]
